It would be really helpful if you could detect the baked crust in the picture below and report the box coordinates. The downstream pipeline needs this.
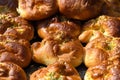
[0,62,27,80]
[84,36,120,67]
[30,61,82,80]
[37,17,81,39]
[84,57,120,80]
[2,0,120,79]
[79,15,120,43]
[0,13,34,41]
[32,36,84,67]
[17,0,58,20]
[0,35,32,68]
[58,0,103,20]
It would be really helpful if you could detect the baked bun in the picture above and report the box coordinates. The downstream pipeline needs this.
[102,0,120,17]
[84,56,120,80]
[0,62,27,80]
[57,0,103,20]
[0,13,34,41]
[30,61,82,80]
[0,35,32,68]
[79,15,120,43]
[37,17,81,39]
[17,0,58,20]
[31,37,84,67]
[84,36,120,67]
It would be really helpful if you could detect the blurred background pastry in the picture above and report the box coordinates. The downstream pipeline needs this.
[0,0,18,11]
[102,0,120,17]
[58,0,104,20]
[17,0,58,20]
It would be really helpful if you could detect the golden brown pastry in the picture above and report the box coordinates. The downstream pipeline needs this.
[79,15,120,43]
[17,0,58,20]
[84,36,120,67]
[57,0,103,20]
[31,36,84,67]
[0,62,27,80]
[84,56,120,80]
[37,17,81,39]
[84,47,108,68]
[79,30,105,43]
[0,13,34,41]
[0,35,32,68]
[102,0,120,17]
[30,61,82,80]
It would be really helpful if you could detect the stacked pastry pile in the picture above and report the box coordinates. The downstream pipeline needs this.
[0,5,34,80]
[31,15,84,80]
[0,0,120,80]
[79,15,120,80]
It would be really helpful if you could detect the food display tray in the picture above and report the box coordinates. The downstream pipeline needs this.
[0,1,87,80]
